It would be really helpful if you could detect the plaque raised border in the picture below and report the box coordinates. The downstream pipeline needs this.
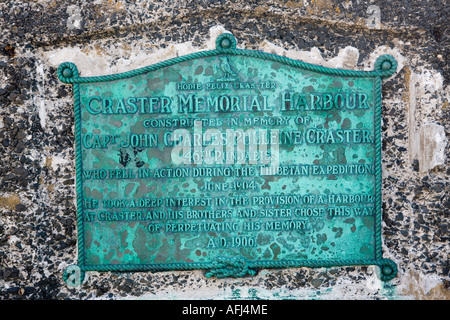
[58,33,398,284]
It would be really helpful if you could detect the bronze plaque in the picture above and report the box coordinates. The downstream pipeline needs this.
[58,33,398,285]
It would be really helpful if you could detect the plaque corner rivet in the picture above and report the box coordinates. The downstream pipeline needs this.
[381,61,391,71]
[374,55,397,77]
[378,259,398,281]
[382,265,392,275]
[62,67,73,78]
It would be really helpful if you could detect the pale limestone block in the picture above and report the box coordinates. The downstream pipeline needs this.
[419,123,447,172]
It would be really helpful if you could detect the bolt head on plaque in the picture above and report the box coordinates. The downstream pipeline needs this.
[63,68,73,78]
[381,61,391,71]
[221,38,231,48]
[383,265,392,275]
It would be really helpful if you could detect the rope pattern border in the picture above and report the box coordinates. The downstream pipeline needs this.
[60,33,398,282]
[65,257,397,282]
[57,33,397,84]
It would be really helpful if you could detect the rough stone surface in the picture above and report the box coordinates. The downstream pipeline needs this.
[0,0,448,300]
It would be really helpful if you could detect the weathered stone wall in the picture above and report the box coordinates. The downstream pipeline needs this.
[0,0,448,300]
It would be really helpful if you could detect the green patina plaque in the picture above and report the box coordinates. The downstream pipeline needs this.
[58,33,398,283]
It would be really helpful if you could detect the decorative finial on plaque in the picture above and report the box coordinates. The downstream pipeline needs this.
[378,259,398,281]
[57,62,79,84]
[374,55,397,78]
[216,33,237,50]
